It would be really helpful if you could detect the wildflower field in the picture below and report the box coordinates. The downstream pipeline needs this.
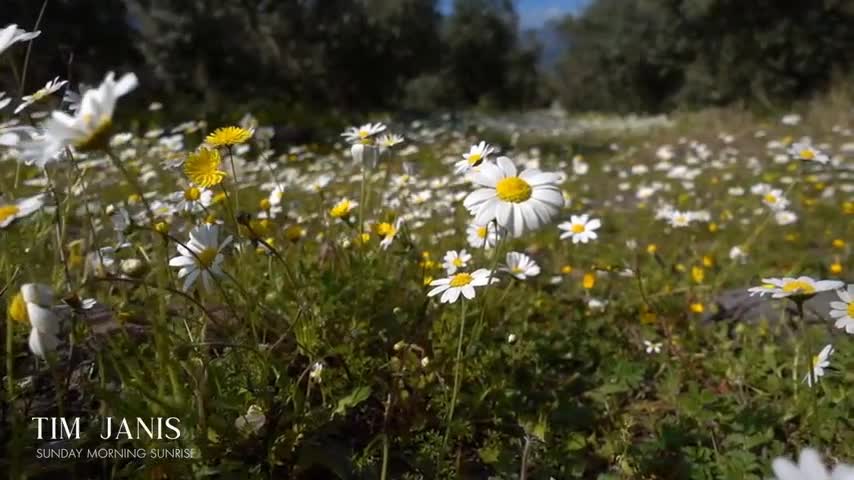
[2,23,854,480]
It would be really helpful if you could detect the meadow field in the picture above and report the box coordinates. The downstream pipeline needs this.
[2,25,854,480]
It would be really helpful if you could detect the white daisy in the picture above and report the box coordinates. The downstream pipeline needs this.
[558,214,601,244]
[43,72,138,152]
[758,276,844,300]
[668,210,693,228]
[427,268,498,304]
[442,249,472,275]
[775,210,798,226]
[455,141,495,173]
[0,194,45,228]
[762,188,790,211]
[829,285,854,334]
[174,186,213,213]
[463,156,564,238]
[466,221,501,250]
[0,24,41,56]
[168,224,232,291]
[341,122,386,145]
[14,77,68,114]
[772,448,854,480]
[804,344,833,387]
[789,142,830,164]
[500,251,540,280]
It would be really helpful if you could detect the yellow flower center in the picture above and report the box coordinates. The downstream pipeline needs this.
[800,149,815,160]
[184,187,201,201]
[376,222,395,237]
[812,355,820,368]
[259,198,271,211]
[452,258,464,267]
[764,193,778,204]
[74,117,113,152]
[847,303,854,318]
[0,205,20,224]
[467,153,482,166]
[449,273,473,287]
[196,247,218,268]
[31,88,49,101]
[570,223,585,234]
[476,226,487,238]
[782,280,815,294]
[495,176,532,203]
[511,266,524,274]
[582,273,595,289]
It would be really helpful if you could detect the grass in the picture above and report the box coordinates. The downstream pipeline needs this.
[0,97,853,480]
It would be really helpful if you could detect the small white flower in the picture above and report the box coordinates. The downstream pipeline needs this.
[775,210,798,226]
[804,344,833,387]
[466,221,501,249]
[341,123,386,145]
[500,251,540,280]
[761,188,790,211]
[558,214,601,244]
[667,210,692,228]
[442,249,472,275]
[789,142,830,164]
[507,333,517,344]
[427,269,498,304]
[15,77,67,114]
[455,141,495,173]
[757,276,844,299]
[168,224,232,291]
[643,340,662,354]
[0,194,45,228]
[829,285,854,334]
[309,361,324,383]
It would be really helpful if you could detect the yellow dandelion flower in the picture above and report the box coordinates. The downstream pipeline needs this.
[582,273,595,289]
[832,239,845,249]
[185,148,226,188]
[691,266,705,284]
[830,260,842,275]
[646,244,657,254]
[690,303,704,314]
[205,126,253,147]
[7,292,28,324]
[561,265,573,274]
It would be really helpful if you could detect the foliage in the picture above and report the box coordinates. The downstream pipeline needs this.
[555,0,854,112]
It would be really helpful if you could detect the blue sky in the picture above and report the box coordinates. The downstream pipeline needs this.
[439,0,590,28]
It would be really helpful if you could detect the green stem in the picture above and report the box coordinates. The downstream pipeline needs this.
[443,299,468,449]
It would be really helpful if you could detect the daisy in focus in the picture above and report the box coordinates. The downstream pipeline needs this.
[0,194,45,228]
[829,285,854,333]
[206,126,253,148]
[558,214,601,244]
[169,224,232,291]
[185,148,226,188]
[442,249,471,275]
[427,269,498,304]
[455,141,494,173]
[463,156,564,238]
[500,251,540,280]
[804,344,833,387]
